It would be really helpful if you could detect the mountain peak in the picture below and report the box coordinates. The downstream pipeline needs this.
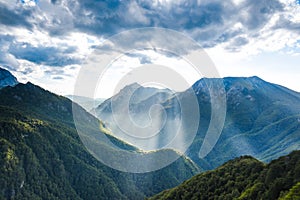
[0,67,18,88]
[121,82,171,92]
[115,82,171,101]
[122,82,142,90]
[248,75,265,83]
[193,76,267,92]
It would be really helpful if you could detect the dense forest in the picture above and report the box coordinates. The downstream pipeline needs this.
[1,71,300,200]
[150,150,300,200]
[0,83,199,200]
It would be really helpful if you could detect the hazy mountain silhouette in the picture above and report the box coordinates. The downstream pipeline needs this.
[95,76,300,170]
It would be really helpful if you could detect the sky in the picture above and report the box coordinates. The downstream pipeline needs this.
[0,0,299,98]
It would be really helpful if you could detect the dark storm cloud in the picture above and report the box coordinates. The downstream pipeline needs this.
[8,42,80,67]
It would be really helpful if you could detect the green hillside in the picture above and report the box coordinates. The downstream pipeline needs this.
[188,77,300,170]
[0,83,199,200]
[150,150,300,200]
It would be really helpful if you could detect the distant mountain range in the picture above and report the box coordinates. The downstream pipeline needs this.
[150,150,300,200]
[0,74,199,199]
[1,67,299,199]
[95,76,300,170]
[0,67,18,88]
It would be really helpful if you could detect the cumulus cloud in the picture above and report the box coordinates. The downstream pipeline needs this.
[8,42,79,67]
[0,2,33,29]
[0,0,299,49]
[0,34,20,69]
[0,0,299,94]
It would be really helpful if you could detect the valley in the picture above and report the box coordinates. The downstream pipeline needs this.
[0,68,299,199]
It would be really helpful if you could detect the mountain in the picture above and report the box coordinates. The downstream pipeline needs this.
[95,76,300,171]
[0,82,199,200]
[94,83,173,150]
[96,82,172,115]
[186,76,300,170]
[65,95,105,111]
[0,67,18,89]
[149,150,300,200]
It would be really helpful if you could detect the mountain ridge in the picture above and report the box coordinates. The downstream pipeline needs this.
[0,81,199,199]
[149,150,300,200]
[95,76,300,170]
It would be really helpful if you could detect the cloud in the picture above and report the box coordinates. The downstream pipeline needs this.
[0,0,298,50]
[237,0,283,30]
[36,0,74,36]
[44,69,65,75]
[225,36,249,52]
[0,34,20,69]
[0,53,19,70]
[20,67,34,75]
[273,15,300,33]
[8,42,80,67]
[52,76,64,80]
[125,52,153,64]
[0,2,33,29]
[0,0,299,95]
